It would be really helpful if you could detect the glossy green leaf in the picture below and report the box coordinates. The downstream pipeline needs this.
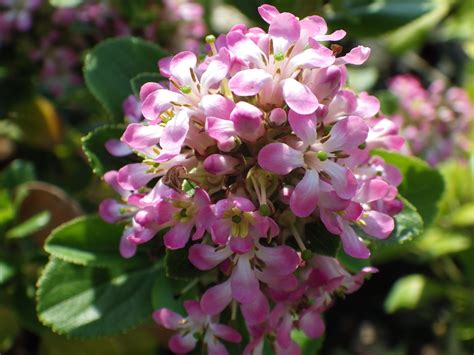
[304,223,341,257]
[0,159,36,190]
[372,196,424,250]
[6,210,50,239]
[328,0,441,38]
[84,37,167,121]
[37,258,159,338]
[337,249,371,273]
[130,72,163,97]
[384,274,426,313]
[372,150,445,226]
[81,124,130,176]
[44,215,149,268]
[165,248,204,280]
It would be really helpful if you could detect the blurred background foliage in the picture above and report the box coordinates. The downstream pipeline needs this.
[0,0,473,354]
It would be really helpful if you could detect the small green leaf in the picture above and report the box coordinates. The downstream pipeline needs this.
[130,72,164,96]
[84,37,167,122]
[415,228,471,259]
[291,329,324,355]
[6,211,50,239]
[0,260,15,285]
[450,203,474,227]
[0,159,36,190]
[37,258,159,338]
[346,67,379,92]
[165,248,204,280]
[45,215,151,268]
[304,223,341,257]
[372,150,445,226]
[81,124,130,176]
[49,0,83,7]
[384,274,426,313]
[0,190,14,230]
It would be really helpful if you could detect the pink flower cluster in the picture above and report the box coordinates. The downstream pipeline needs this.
[389,74,473,166]
[100,5,405,354]
[0,0,41,42]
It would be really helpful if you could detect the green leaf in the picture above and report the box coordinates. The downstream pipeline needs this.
[84,37,167,122]
[384,0,451,53]
[372,150,445,226]
[45,215,149,268]
[384,274,426,313]
[346,66,379,92]
[151,269,185,316]
[449,203,474,227]
[291,329,323,355]
[0,190,14,230]
[81,124,130,176]
[304,223,341,257]
[6,211,50,239]
[372,196,424,249]
[49,0,83,7]
[0,260,15,285]
[414,228,471,259]
[37,258,159,338]
[0,159,36,190]
[327,0,441,38]
[130,72,163,97]
[165,248,204,280]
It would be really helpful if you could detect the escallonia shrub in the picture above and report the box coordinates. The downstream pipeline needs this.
[98,4,409,354]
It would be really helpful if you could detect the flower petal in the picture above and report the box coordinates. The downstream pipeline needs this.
[258,143,304,175]
[282,79,318,115]
[288,110,317,146]
[201,280,233,316]
[299,309,325,339]
[340,223,370,259]
[188,244,232,270]
[290,169,320,217]
[231,254,260,304]
[163,222,193,249]
[229,69,273,96]
[362,211,394,239]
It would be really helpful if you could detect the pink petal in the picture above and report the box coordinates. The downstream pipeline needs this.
[288,110,317,146]
[256,245,300,275]
[163,222,193,249]
[269,12,301,54]
[258,143,304,175]
[289,47,335,70]
[290,169,320,217]
[276,314,293,349]
[159,110,190,157]
[299,309,325,338]
[152,308,185,329]
[231,254,260,304]
[169,333,197,354]
[258,4,280,24]
[269,108,287,126]
[230,101,264,141]
[211,221,231,245]
[200,94,235,119]
[211,324,242,343]
[119,228,137,258]
[337,46,371,65]
[282,79,318,115]
[356,179,389,203]
[322,116,368,152]
[207,339,228,355]
[139,82,162,102]
[354,92,380,118]
[121,123,162,149]
[322,161,357,199]
[226,31,266,67]
[188,244,232,270]
[340,223,370,259]
[183,300,205,322]
[141,89,186,120]
[229,69,273,96]
[105,139,132,157]
[117,163,154,190]
[315,29,346,41]
[229,236,254,254]
[170,51,197,85]
[240,291,269,326]
[362,211,394,239]
[205,116,236,152]
[201,49,231,92]
[204,154,240,175]
[201,280,233,316]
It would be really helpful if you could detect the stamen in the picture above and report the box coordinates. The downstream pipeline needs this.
[291,225,307,252]
[206,34,218,56]
[317,151,328,161]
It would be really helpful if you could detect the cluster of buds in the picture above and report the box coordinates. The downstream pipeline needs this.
[1,0,205,96]
[389,74,473,166]
[100,5,405,354]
